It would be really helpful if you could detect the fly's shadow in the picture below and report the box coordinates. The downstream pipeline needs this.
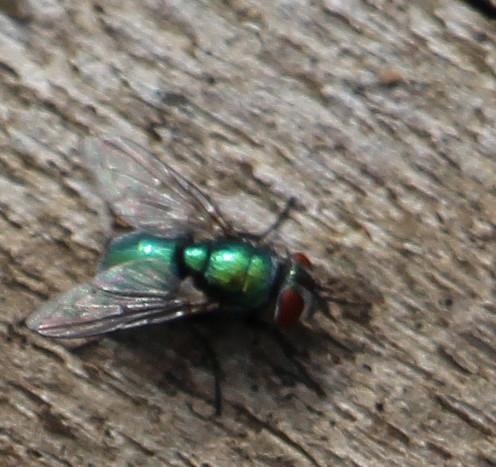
[74,314,360,416]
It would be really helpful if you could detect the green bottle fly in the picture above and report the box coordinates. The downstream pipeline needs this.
[28,137,379,341]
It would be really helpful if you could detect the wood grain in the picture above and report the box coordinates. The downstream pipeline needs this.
[0,1,495,466]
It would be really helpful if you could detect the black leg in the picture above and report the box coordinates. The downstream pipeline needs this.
[243,197,297,242]
[249,319,326,397]
[190,325,223,416]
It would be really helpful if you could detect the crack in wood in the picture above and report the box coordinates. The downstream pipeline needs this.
[436,393,495,437]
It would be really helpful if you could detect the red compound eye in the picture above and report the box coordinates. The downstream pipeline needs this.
[292,252,312,269]
[275,288,305,326]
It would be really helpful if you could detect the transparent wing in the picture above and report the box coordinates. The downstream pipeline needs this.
[83,137,233,237]
[26,259,216,339]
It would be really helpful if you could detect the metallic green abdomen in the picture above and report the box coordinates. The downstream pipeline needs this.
[183,241,277,309]
[99,231,187,275]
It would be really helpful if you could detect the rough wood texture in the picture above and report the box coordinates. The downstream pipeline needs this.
[0,1,495,466]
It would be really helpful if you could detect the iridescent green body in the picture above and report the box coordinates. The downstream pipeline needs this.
[184,241,277,308]
[100,231,280,311]
[99,231,189,276]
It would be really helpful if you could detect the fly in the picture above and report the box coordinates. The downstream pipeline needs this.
[27,137,382,412]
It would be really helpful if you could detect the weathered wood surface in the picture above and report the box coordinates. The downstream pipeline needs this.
[0,1,495,466]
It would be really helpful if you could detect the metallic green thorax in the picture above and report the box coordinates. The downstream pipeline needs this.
[101,232,279,310]
[183,241,277,309]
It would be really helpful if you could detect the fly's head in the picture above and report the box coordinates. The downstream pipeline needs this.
[273,251,384,327]
[274,252,322,326]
